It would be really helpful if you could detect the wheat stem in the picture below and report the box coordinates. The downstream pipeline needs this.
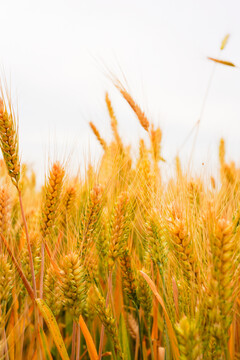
[135,307,143,360]
[39,242,44,299]
[18,188,37,298]
[76,324,81,360]
[148,326,154,360]
[98,271,112,359]
[71,321,77,360]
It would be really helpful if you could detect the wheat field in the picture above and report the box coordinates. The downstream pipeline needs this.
[0,73,239,360]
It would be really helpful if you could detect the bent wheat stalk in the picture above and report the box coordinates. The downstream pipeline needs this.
[0,96,37,298]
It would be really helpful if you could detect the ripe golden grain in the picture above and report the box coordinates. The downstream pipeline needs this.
[0,84,239,360]
[0,98,20,186]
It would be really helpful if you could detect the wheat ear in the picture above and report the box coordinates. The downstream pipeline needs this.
[89,121,107,151]
[105,92,123,150]
[0,98,20,186]
[114,83,149,131]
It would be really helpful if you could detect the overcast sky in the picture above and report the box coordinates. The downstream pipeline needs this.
[0,0,240,183]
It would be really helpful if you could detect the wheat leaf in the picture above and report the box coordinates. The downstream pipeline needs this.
[220,34,230,50]
[207,57,236,67]
[140,270,179,360]
[35,299,70,360]
[79,315,98,360]
[38,326,53,360]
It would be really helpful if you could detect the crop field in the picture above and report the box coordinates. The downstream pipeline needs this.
[0,73,239,360]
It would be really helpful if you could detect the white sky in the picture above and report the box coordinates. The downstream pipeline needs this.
[1,0,240,183]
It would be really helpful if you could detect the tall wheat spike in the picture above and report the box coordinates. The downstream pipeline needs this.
[105,92,124,150]
[114,82,149,131]
[0,98,20,186]
[89,121,107,151]
[40,162,65,238]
